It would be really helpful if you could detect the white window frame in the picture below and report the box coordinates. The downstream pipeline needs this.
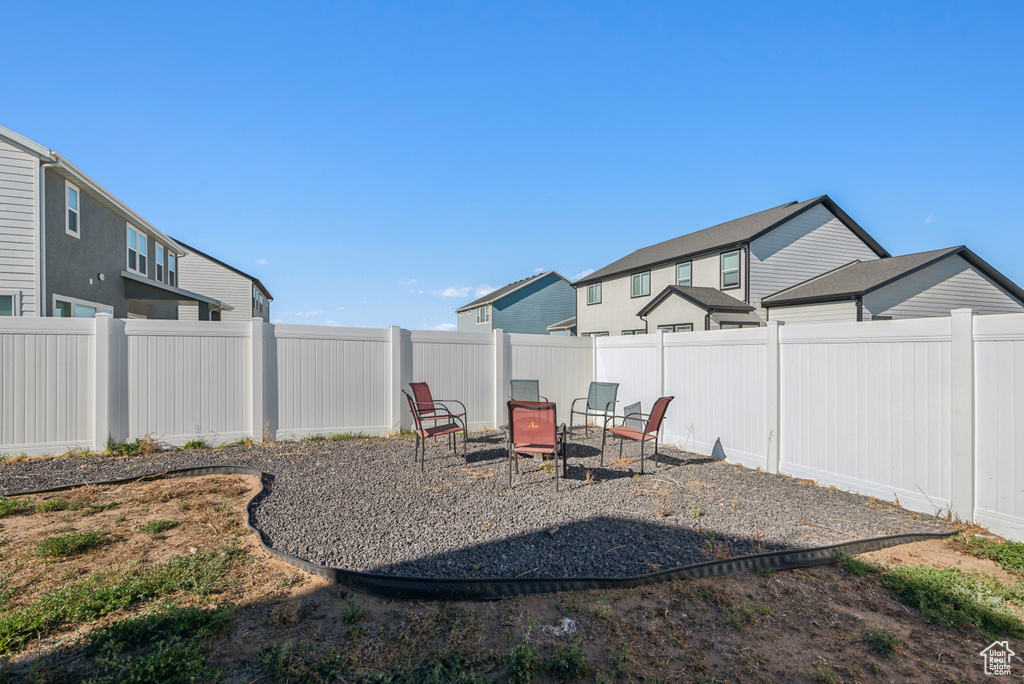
[127,225,148,276]
[721,250,740,290]
[0,289,21,317]
[65,180,81,238]
[168,253,176,287]
[587,283,602,305]
[476,304,490,324]
[657,323,693,333]
[631,271,650,298]
[52,294,113,318]
[622,329,646,335]
[676,261,691,287]
[156,244,165,283]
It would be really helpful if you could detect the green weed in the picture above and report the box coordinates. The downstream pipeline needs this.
[300,434,328,442]
[861,627,900,656]
[36,530,112,559]
[256,641,349,683]
[219,437,254,449]
[0,497,31,518]
[342,596,368,624]
[137,519,180,539]
[181,439,208,450]
[329,432,372,441]
[545,640,588,680]
[35,498,70,513]
[363,654,487,683]
[954,536,1024,576]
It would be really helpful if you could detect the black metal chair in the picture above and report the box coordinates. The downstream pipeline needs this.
[570,381,619,437]
[601,396,674,474]
[403,390,465,472]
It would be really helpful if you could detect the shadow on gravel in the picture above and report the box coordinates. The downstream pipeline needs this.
[367,515,790,579]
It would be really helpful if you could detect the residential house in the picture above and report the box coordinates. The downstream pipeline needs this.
[456,271,575,335]
[175,240,273,322]
[762,246,1024,322]
[0,124,225,320]
[574,195,889,335]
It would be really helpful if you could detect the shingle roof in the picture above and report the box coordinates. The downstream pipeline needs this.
[456,271,569,312]
[546,316,577,331]
[760,246,1024,307]
[637,285,754,317]
[574,195,889,286]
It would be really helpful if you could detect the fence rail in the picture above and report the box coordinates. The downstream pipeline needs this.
[1,310,1022,540]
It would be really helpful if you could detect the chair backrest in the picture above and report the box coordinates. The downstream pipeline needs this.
[587,382,619,412]
[645,396,674,435]
[510,379,541,402]
[507,400,557,449]
[402,390,424,432]
[409,382,437,413]
[622,402,643,431]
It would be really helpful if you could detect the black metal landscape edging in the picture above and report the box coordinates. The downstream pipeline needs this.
[4,466,955,601]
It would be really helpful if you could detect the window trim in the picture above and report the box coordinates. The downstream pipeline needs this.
[65,180,81,238]
[630,270,651,298]
[587,282,602,305]
[476,304,490,324]
[675,261,692,287]
[168,253,176,287]
[721,250,741,290]
[52,294,113,318]
[156,244,165,283]
[0,289,21,317]
[126,224,148,276]
[621,329,646,336]
[581,331,609,338]
[657,323,693,333]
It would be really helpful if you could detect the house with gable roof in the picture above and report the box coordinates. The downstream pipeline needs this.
[456,271,575,335]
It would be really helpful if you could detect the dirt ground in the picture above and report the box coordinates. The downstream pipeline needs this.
[0,474,1017,682]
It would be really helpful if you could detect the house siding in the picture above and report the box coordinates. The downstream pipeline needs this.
[749,204,880,310]
[492,273,575,335]
[457,307,492,333]
[863,255,1024,319]
[177,250,262,321]
[768,300,860,324]
[642,295,714,331]
[577,249,740,335]
[0,140,38,315]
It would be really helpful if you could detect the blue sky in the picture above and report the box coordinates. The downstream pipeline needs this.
[3,2,1022,329]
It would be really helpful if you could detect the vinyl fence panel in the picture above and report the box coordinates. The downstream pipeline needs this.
[409,330,495,430]
[508,333,593,425]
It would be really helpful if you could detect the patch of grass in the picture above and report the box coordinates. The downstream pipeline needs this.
[545,640,588,680]
[36,529,112,559]
[341,596,368,624]
[78,501,118,516]
[329,432,372,441]
[811,659,840,684]
[34,497,70,513]
[611,647,633,679]
[0,541,246,655]
[0,497,31,518]
[363,654,486,683]
[137,518,179,539]
[505,640,539,684]
[954,536,1024,576]
[723,598,772,629]
[219,437,254,449]
[106,439,140,456]
[256,641,349,683]
[839,553,1024,638]
[591,597,611,621]
[300,434,328,442]
[181,439,208,450]
[86,603,234,684]
[861,627,900,656]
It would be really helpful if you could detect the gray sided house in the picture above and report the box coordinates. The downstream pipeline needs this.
[762,246,1024,323]
[456,271,576,335]
[175,241,273,322]
[0,125,224,320]
[574,195,890,336]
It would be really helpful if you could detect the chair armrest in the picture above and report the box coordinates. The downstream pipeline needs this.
[539,394,549,402]
[570,397,587,412]
[432,399,468,415]
[411,400,457,421]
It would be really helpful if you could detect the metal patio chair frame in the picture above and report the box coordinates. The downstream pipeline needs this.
[569,381,619,438]
[505,400,567,491]
[601,395,674,475]
[409,381,468,449]
[510,379,548,402]
[403,389,465,472]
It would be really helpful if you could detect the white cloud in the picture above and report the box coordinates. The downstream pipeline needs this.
[410,289,424,294]
[534,267,544,274]
[399,278,417,286]
[433,323,456,331]
[433,286,472,298]
[475,284,494,297]
[294,310,323,317]
[573,268,595,280]
[337,306,345,310]
[256,259,269,265]
[924,215,934,224]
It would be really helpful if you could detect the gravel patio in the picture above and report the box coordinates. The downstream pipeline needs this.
[0,431,953,579]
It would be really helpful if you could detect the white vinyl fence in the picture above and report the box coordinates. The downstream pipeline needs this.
[2,310,1023,540]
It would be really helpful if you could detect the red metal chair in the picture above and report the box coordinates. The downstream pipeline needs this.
[409,382,467,449]
[506,400,567,490]
[403,390,465,472]
[601,396,674,474]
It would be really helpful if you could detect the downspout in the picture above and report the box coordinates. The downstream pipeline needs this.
[704,311,711,331]
[638,312,648,334]
[855,295,863,322]
[39,154,62,317]
[743,243,751,304]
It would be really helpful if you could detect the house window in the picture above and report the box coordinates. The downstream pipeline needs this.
[676,262,691,287]
[622,329,646,335]
[721,250,740,289]
[587,283,602,305]
[658,323,693,333]
[168,254,176,287]
[582,331,609,338]
[476,305,490,324]
[156,244,164,282]
[631,271,650,297]
[66,182,80,237]
[127,226,147,275]
[0,293,15,316]
[53,295,112,318]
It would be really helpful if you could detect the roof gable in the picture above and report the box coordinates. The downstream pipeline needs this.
[456,271,570,312]
[175,239,274,300]
[638,285,754,317]
[575,195,889,286]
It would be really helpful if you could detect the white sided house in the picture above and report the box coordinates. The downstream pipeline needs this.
[762,246,1024,323]
[574,195,890,336]
[175,240,273,322]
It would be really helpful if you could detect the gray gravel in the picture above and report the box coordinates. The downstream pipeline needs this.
[0,431,952,579]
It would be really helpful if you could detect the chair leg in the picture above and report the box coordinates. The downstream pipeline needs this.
[600,427,607,467]
[640,440,645,475]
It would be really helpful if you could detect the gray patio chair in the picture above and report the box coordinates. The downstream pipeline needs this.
[510,379,548,402]
[569,381,619,437]
[622,402,643,431]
